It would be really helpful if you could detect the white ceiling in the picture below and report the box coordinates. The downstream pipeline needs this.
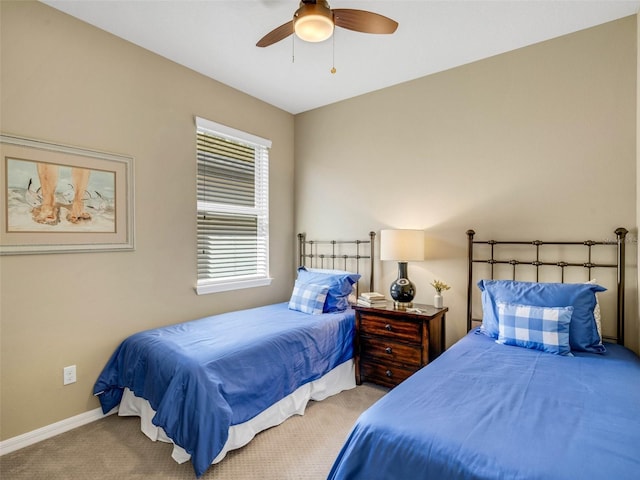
[41,1,640,114]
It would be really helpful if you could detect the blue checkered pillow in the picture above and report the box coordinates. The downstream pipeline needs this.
[496,302,573,355]
[288,282,329,315]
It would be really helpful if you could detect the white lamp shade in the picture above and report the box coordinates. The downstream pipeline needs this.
[380,229,425,262]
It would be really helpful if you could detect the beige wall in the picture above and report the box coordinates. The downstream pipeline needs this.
[637,13,640,353]
[295,17,638,352]
[0,2,295,440]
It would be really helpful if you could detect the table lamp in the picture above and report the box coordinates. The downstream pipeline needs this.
[380,229,425,308]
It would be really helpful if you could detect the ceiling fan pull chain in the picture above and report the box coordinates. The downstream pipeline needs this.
[292,34,295,63]
[331,32,336,74]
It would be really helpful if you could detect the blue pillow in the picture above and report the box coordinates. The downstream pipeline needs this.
[496,302,573,356]
[478,280,606,353]
[296,267,360,312]
[288,281,329,315]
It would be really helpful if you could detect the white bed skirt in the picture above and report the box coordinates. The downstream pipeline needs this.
[118,358,356,465]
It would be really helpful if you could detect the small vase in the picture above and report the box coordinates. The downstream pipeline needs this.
[434,293,443,308]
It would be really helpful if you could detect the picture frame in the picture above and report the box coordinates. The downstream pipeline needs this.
[0,134,135,255]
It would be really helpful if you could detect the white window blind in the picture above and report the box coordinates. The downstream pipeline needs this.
[195,117,272,294]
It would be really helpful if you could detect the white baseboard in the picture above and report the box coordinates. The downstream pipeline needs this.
[0,406,117,456]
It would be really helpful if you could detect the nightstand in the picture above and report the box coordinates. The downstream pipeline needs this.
[354,302,448,388]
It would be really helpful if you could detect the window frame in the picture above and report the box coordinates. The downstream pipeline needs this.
[195,116,272,295]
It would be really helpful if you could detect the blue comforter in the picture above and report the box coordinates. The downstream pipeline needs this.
[329,328,640,480]
[93,302,355,477]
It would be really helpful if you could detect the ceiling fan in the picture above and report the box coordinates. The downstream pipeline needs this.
[256,0,398,47]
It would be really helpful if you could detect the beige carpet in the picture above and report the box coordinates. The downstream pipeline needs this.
[1,384,387,480]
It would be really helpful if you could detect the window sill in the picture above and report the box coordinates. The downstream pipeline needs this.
[196,277,273,295]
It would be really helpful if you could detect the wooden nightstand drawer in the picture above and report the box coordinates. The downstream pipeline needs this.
[359,313,421,343]
[360,336,421,366]
[359,360,416,388]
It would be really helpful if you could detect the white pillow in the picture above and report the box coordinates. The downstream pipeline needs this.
[586,279,603,342]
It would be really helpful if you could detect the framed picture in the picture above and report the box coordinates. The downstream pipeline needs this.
[0,134,134,254]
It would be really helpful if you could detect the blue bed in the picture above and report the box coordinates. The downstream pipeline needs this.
[329,328,640,480]
[95,302,355,477]
[329,228,640,480]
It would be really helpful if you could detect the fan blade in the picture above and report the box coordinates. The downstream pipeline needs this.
[333,9,398,34]
[256,20,294,47]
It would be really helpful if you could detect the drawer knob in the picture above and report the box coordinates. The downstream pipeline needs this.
[385,347,393,354]
[385,370,393,377]
[385,324,392,331]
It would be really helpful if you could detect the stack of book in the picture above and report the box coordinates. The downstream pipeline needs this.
[357,292,387,308]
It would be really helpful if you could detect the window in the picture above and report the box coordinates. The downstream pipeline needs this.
[195,117,271,294]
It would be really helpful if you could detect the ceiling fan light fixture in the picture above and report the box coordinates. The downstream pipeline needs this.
[294,4,334,43]
[256,1,398,48]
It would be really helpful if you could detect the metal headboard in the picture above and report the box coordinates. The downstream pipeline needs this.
[466,228,628,345]
[297,231,376,297]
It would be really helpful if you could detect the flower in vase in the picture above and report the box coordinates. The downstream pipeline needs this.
[430,280,451,294]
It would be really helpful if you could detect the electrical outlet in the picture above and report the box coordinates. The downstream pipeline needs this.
[63,365,77,385]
